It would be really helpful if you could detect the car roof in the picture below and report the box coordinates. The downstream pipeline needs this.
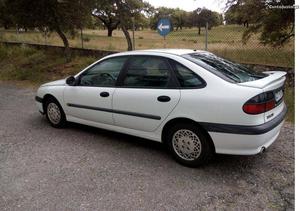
[110,49,208,57]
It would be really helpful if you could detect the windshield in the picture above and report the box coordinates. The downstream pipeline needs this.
[183,53,267,83]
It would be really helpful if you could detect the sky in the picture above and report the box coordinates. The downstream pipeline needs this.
[146,0,227,13]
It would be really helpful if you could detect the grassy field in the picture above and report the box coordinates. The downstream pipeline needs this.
[0,44,94,86]
[0,25,294,67]
[0,44,295,123]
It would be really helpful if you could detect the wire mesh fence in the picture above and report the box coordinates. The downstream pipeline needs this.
[0,23,294,68]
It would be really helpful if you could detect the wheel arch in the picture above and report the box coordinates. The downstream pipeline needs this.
[161,117,215,153]
[42,94,62,112]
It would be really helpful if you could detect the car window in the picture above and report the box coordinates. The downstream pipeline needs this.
[79,57,128,87]
[173,62,205,88]
[122,56,171,88]
[182,53,267,83]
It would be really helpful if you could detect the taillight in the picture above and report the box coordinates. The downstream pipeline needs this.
[243,92,276,115]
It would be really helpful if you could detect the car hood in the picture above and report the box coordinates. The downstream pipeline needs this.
[41,79,66,87]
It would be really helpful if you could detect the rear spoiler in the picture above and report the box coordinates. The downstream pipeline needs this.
[238,71,287,89]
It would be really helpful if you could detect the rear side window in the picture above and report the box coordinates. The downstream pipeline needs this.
[172,62,205,88]
[122,56,171,88]
[183,53,266,83]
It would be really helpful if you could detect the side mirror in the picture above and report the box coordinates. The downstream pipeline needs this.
[66,76,76,86]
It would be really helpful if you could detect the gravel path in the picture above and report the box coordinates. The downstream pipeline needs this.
[0,84,294,210]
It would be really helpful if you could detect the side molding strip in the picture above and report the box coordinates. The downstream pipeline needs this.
[67,103,161,120]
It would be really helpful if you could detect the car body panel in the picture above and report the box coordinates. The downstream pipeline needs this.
[41,79,66,87]
[36,85,65,113]
[170,85,264,126]
[210,120,285,155]
[64,86,115,125]
[238,71,286,89]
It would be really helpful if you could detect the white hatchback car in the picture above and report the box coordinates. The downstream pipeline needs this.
[35,49,287,167]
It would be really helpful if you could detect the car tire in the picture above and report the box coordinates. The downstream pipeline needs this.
[45,97,66,128]
[166,123,213,167]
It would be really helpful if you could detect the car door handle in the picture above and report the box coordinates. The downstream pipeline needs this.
[157,96,171,102]
[100,92,110,97]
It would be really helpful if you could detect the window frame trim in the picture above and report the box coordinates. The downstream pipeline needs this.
[75,55,130,88]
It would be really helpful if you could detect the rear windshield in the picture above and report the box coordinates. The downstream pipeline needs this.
[182,53,267,83]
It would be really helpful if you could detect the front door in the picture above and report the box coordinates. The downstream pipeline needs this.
[64,56,128,125]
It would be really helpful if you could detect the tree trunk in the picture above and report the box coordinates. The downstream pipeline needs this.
[107,27,113,37]
[198,26,201,35]
[106,22,120,37]
[121,26,132,51]
[56,27,71,62]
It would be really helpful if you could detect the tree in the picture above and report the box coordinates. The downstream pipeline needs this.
[224,4,245,25]
[225,0,295,46]
[7,0,93,61]
[190,8,222,35]
[134,14,149,30]
[149,7,175,30]
[115,0,152,50]
[92,0,120,37]
[92,0,151,49]
[171,8,188,31]
[0,0,13,29]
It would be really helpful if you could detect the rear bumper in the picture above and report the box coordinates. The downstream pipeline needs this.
[202,105,287,155]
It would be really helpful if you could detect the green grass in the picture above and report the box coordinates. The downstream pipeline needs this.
[211,47,294,67]
[0,25,294,67]
[0,44,94,86]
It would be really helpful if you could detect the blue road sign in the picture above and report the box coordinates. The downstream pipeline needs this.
[157,18,171,37]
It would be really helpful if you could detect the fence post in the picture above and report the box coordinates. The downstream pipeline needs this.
[44,30,47,45]
[16,24,19,42]
[132,16,135,50]
[205,22,208,51]
[80,28,84,49]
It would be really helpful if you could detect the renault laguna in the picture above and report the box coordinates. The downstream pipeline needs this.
[35,49,287,167]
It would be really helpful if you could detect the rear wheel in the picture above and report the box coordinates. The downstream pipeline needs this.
[166,123,213,167]
[45,98,66,128]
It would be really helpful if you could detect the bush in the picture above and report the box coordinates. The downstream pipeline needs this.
[0,45,94,85]
[82,36,90,42]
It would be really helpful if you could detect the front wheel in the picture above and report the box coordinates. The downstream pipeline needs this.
[45,98,66,128]
[166,123,213,167]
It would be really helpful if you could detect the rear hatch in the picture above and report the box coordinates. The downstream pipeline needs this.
[239,71,286,123]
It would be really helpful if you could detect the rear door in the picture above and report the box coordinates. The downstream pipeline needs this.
[112,55,180,132]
